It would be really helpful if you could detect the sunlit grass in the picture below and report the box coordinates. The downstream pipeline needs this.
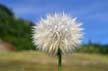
[0,51,108,71]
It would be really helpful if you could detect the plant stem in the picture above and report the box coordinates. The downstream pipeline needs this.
[57,48,62,71]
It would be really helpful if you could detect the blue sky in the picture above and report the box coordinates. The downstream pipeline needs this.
[0,0,108,44]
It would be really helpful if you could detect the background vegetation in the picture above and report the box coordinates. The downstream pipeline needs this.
[78,43,108,54]
[0,4,35,51]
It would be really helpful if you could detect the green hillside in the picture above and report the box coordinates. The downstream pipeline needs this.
[0,4,35,50]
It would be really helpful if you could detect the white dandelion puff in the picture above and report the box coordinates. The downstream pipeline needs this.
[32,13,83,55]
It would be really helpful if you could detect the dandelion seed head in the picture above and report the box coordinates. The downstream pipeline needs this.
[33,13,83,55]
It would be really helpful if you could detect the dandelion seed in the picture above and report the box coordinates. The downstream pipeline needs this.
[32,13,83,55]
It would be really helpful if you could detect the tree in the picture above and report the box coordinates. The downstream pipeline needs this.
[0,4,36,50]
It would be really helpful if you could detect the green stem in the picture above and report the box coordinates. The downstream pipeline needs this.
[57,48,62,71]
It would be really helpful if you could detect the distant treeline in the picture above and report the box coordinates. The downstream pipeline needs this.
[0,4,108,54]
[77,42,108,54]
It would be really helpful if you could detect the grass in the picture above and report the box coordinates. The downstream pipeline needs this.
[0,51,108,71]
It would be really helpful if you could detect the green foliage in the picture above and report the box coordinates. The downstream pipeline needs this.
[0,4,14,17]
[77,42,108,54]
[0,4,36,51]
